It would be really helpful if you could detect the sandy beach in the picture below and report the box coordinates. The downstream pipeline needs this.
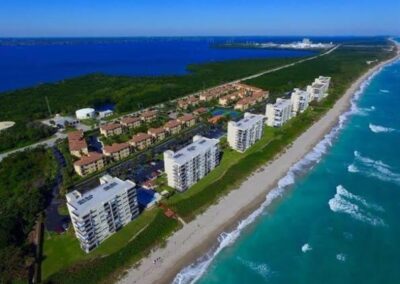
[119,43,400,284]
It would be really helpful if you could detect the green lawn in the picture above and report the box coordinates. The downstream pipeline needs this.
[45,210,179,284]
[42,208,158,280]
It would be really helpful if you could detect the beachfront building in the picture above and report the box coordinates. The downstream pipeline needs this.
[120,116,142,129]
[227,113,264,153]
[265,98,292,127]
[68,130,88,158]
[100,123,123,137]
[164,135,220,192]
[290,88,310,116]
[66,175,139,253]
[148,127,167,142]
[306,76,331,102]
[73,152,105,176]
[102,142,131,162]
[129,133,153,151]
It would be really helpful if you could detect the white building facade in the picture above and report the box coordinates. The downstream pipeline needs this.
[227,112,264,152]
[265,98,292,127]
[306,76,331,102]
[164,135,220,192]
[66,175,139,253]
[290,88,310,116]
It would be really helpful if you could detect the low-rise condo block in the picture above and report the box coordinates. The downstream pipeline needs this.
[164,135,220,192]
[67,130,88,158]
[129,133,153,151]
[73,152,105,176]
[227,112,264,152]
[265,98,292,127]
[120,116,142,129]
[102,142,131,162]
[66,175,139,252]
[100,123,123,137]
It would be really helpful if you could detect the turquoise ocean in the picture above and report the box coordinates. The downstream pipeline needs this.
[174,58,400,284]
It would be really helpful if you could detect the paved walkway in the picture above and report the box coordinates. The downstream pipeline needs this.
[0,132,66,162]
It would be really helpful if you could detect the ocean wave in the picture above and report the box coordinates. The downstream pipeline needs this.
[352,151,400,185]
[301,243,312,253]
[237,257,272,280]
[379,89,390,93]
[336,185,384,212]
[369,123,396,133]
[328,185,385,226]
[172,66,383,284]
[347,164,359,173]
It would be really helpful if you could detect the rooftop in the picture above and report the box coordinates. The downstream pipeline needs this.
[100,123,122,131]
[74,152,104,166]
[164,135,219,165]
[230,112,264,130]
[164,119,181,128]
[148,127,166,135]
[177,114,195,122]
[103,142,130,154]
[121,116,141,125]
[131,132,152,143]
[66,175,135,216]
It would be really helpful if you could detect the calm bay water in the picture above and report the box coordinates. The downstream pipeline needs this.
[175,60,400,284]
[0,37,318,93]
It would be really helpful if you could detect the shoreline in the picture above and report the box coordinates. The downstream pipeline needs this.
[119,44,400,284]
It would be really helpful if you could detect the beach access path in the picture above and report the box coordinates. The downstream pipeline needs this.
[0,46,338,162]
[119,43,400,284]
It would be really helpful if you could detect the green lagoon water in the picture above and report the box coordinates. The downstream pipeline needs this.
[174,59,400,284]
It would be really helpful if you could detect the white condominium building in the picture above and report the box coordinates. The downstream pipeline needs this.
[66,175,139,253]
[227,112,264,152]
[306,76,331,102]
[265,98,292,127]
[164,135,220,192]
[291,88,310,116]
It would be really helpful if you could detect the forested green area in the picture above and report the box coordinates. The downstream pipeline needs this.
[0,147,57,282]
[0,57,298,152]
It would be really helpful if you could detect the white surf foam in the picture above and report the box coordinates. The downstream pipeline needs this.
[369,123,396,133]
[336,253,346,262]
[336,185,384,212]
[172,65,384,284]
[237,257,272,280]
[328,185,385,226]
[353,151,400,185]
[301,243,312,253]
[347,164,359,173]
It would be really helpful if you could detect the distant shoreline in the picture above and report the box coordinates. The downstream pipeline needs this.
[118,41,400,284]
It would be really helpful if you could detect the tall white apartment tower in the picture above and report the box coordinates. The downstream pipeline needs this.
[66,175,139,253]
[290,88,310,116]
[306,76,331,102]
[227,112,264,152]
[265,98,292,127]
[164,135,220,192]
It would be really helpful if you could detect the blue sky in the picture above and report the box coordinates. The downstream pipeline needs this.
[0,0,399,37]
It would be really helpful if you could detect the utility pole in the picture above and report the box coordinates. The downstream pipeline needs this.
[45,96,52,117]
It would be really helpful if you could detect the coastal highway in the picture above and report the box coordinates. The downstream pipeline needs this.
[0,45,338,162]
